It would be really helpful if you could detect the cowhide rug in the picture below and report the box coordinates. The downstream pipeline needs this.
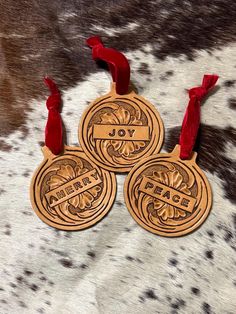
[0,1,236,313]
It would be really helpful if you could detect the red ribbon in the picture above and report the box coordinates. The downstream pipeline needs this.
[87,36,130,95]
[179,74,219,159]
[44,77,63,155]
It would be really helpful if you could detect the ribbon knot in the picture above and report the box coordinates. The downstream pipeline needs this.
[46,93,61,111]
[87,36,104,48]
[189,86,208,101]
[44,77,63,155]
[179,74,219,160]
[87,36,104,60]
[189,74,219,102]
[86,36,130,95]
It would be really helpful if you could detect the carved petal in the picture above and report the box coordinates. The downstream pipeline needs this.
[118,141,135,156]
[88,185,101,198]
[153,198,163,210]
[74,165,89,177]
[178,182,191,195]
[57,164,76,180]
[68,195,80,208]
[133,141,146,150]
[47,174,67,189]
[168,170,183,189]
[142,194,154,212]
[110,140,123,151]
[174,208,187,218]
[129,116,143,125]
[80,191,94,209]
[153,171,169,185]
[157,203,174,220]
[100,112,119,124]
[113,106,131,124]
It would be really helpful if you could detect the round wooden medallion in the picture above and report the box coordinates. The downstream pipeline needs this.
[30,146,116,230]
[124,145,212,237]
[78,84,164,172]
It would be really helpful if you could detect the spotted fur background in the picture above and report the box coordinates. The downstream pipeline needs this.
[0,1,236,313]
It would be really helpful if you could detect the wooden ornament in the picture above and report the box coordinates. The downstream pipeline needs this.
[30,146,116,230]
[79,83,164,172]
[124,145,212,237]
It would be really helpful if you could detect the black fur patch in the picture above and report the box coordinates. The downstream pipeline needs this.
[1,0,236,136]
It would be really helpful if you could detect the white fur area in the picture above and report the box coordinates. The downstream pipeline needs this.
[126,44,236,130]
[0,43,236,314]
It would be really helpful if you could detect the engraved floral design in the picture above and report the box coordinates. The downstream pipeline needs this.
[47,162,101,214]
[142,169,191,220]
[99,106,146,157]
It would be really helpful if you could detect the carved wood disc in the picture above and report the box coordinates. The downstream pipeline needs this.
[78,84,164,172]
[30,146,116,230]
[124,145,212,237]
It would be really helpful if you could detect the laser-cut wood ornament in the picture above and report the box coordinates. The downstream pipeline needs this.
[78,37,164,173]
[124,75,218,237]
[30,78,116,231]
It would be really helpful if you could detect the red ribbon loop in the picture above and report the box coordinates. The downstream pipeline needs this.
[87,36,130,95]
[179,74,219,160]
[44,77,63,155]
